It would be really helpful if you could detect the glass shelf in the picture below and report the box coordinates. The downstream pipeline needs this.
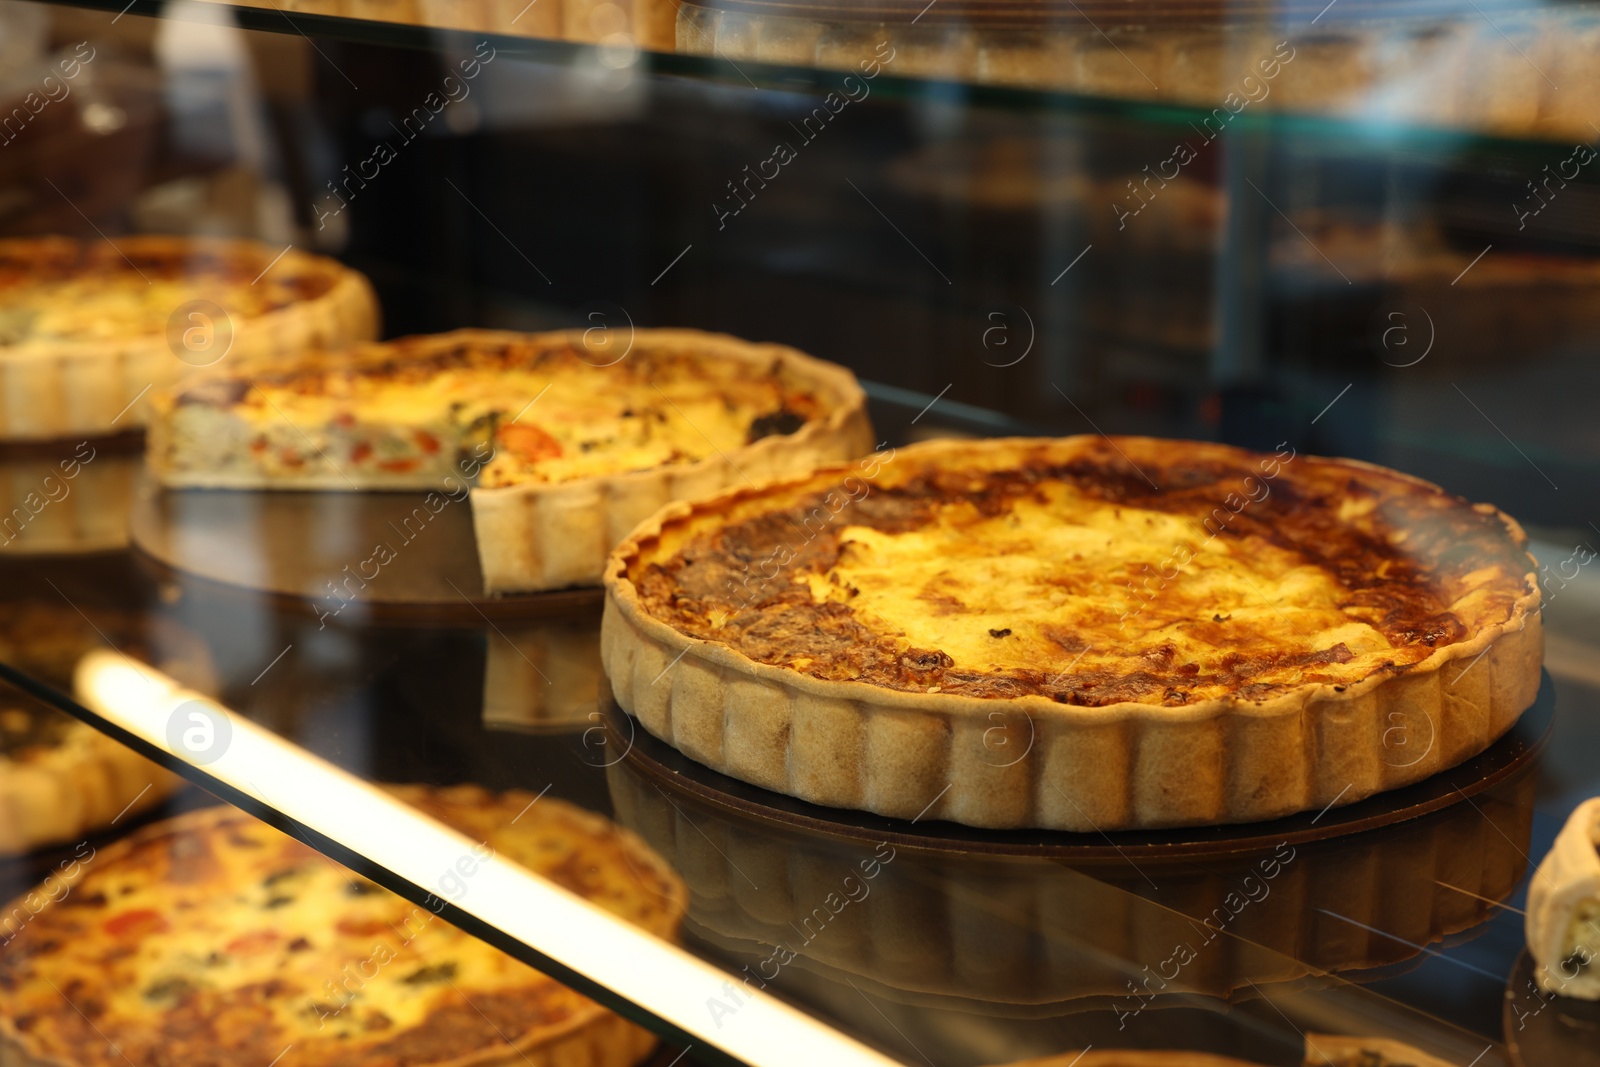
[23,0,1600,152]
[1,388,1597,1064]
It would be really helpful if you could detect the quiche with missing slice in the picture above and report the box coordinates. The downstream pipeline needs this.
[601,436,1542,831]
[0,236,377,440]
[0,786,686,1067]
[147,328,873,592]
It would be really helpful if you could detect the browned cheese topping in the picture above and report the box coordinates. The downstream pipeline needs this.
[632,439,1534,706]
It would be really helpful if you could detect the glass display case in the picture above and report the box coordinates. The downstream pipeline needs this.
[0,0,1597,1065]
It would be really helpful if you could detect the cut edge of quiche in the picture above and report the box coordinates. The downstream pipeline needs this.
[0,235,378,442]
[148,327,875,594]
[600,435,1543,832]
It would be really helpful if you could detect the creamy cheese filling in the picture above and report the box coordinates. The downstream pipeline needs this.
[802,481,1400,698]
[97,859,537,1039]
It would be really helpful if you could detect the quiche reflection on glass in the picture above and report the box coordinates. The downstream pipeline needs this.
[0,785,686,1067]
[607,749,1534,1008]
[601,436,1542,831]
[0,236,378,441]
[147,328,873,593]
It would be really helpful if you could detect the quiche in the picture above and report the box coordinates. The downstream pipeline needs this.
[0,785,687,1067]
[0,236,377,440]
[147,328,873,593]
[1526,797,1600,999]
[601,436,1542,831]
[0,603,214,856]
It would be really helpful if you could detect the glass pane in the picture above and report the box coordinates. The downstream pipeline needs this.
[0,1,1595,1065]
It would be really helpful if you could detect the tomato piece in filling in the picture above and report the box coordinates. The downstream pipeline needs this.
[497,423,563,463]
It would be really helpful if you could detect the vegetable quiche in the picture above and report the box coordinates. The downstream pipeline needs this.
[0,236,377,440]
[0,785,687,1067]
[601,436,1542,831]
[148,328,873,592]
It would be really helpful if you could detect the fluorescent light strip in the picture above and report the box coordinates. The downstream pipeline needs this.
[75,650,902,1067]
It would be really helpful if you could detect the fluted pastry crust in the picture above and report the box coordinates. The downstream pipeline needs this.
[471,331,872,593]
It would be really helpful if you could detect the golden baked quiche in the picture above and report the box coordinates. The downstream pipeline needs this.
[147,328,872,593]
[601,436,1542,831]
[0,785,686,1067]
[0,236,377,440]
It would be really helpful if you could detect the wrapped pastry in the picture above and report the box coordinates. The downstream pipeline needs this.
[1526,797,1600,998]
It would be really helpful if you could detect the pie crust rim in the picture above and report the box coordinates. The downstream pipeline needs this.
[600,435,1544,831]
[468,328,875,593]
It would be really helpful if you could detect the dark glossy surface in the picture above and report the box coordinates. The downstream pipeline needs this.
[1504,950,1600,1067]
